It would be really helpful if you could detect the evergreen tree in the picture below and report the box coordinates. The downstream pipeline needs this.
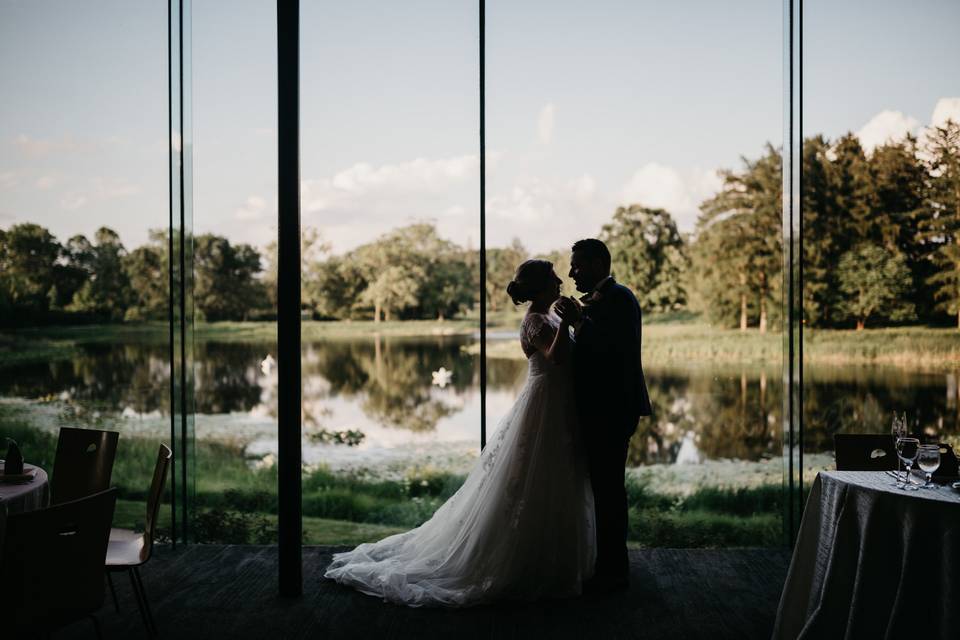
[922,119,960,327]
[869,137,933,320]
[801,136,841,326]
[830,134,876,242]
[694,145,782,331]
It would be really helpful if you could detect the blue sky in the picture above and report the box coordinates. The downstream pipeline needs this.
[1,0,957,255]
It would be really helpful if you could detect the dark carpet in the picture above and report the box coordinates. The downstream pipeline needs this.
[60,545,790,640]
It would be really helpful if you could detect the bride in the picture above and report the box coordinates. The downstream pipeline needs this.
[324,259,595,607]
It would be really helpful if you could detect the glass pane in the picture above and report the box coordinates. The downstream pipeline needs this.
[803,1,960,475]
[300,1,480,544]
[487,0,783,546]
[0,3,172,530]
[188,0,278,542]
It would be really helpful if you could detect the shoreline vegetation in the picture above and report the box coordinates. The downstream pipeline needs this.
[5,316,960,370]
[1,415,797,548]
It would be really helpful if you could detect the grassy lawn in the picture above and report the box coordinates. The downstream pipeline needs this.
[478,317,960,369]
[3,411,784,548]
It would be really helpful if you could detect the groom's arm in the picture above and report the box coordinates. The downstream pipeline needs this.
[576,290,641,412]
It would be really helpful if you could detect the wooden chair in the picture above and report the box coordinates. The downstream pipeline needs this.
[106,443,171,638]
[51,427,120,505]
[0,488,118,637]
[833,433,897,471]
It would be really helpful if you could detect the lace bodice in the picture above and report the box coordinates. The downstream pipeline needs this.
[520,312,558,355]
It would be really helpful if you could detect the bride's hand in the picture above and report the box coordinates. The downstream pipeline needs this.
[554,297,581,324]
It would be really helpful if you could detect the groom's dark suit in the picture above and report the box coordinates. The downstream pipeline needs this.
[572,276,651,584]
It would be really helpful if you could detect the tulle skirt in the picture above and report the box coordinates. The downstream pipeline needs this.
[324,358,595,607]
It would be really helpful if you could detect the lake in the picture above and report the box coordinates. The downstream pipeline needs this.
[2,333,958,478]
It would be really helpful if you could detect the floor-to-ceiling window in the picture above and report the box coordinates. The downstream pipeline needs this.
[182,0,279,543]
[297,1,481,544]
[1,1,811,553]
[485,0,784,546]
[801,0,960,478]
[0,1,173,533]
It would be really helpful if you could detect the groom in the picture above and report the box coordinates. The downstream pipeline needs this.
[555,238,651,594]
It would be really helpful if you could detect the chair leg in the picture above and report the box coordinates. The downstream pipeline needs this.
[106,572,120,612]
[128,568,154,639]
[89,614,103,640]
[134,567,157,636]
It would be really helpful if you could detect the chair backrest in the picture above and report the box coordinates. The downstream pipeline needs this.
[834,434,897,471]
[932,442,959,477]
[142,443,173,562]
[0,488,117,633]
[51,427,119,505]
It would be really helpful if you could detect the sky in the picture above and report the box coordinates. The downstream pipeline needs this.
[1,0,958,256]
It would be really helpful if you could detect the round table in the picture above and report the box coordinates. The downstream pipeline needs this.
[0,463,50,547]
[772,470,960,639]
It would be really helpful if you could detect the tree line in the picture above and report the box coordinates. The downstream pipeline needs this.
[2,120,957,329]
[0,222,474,325]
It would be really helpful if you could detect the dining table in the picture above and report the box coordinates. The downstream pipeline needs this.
[0,462,50,548]
[772,470,960,639]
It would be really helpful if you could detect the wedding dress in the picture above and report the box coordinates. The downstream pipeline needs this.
[324,311,596,607]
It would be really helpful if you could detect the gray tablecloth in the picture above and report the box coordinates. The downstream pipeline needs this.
[0,463,49,548]
[772,471,960,639]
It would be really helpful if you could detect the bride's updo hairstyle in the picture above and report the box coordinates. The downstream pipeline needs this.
[506,259,554,305]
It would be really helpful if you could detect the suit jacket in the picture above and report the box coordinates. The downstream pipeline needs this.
[572,277,652,438]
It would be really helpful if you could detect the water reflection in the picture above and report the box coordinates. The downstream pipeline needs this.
[3,334,959,462]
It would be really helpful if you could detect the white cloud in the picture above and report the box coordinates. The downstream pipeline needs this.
[619,164,722,231]
[931,97,960,128]
[486,174,608,252]
[235,194,272,221]
[60,193,88,210]
[856,110,920,153]
[307,155,478,207]
[537,103,556,144]
[299,155,479,253]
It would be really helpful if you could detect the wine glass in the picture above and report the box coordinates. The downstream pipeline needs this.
[890,412,906,485]
[917,444,941,490]
[895,437,920,490]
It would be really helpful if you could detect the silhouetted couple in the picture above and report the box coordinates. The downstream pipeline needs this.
[325,238,651,606]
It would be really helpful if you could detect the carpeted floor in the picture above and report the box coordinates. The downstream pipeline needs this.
[60,545,790,640]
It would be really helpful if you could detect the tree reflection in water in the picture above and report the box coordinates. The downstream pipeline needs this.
[302,334,476,432]
[627,366,781,465]
[3,336,960,460]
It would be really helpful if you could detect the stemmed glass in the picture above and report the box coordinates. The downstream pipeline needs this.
[895,437,920,490]
[890,412,907,485]
[916,444,941,490]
